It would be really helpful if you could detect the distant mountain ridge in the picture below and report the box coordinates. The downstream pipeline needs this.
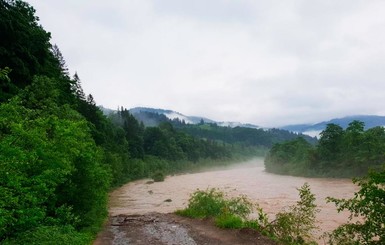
[127,107,260,129]
[100,107,385,136]
[281,115,385,136]
[129,107,215,124]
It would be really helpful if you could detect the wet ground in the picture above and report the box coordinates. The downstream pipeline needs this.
[94,213,277,245]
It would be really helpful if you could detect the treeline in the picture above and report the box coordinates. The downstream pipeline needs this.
[0,1,263,243]
[129,110,318,158]
[127,109,318,148]
[174,122,317,148]
[105,108,241,186]
[265,120,385,177]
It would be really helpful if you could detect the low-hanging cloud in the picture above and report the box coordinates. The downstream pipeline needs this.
[28,0,385,127]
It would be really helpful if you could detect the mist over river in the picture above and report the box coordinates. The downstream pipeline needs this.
[109,158,358,240]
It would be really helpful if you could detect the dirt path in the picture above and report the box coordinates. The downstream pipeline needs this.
[93,212,278,245]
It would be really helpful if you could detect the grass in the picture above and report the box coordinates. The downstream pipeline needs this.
[215,214,244,229]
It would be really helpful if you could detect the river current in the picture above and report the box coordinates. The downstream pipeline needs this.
[109,158,358,240]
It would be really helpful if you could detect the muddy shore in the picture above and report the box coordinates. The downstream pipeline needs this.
[94,212,277,245]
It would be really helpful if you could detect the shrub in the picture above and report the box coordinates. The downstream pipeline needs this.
[266,183,319,244]
[176,188,253,219]
[177,184,319,245]
[151,171,165,182]
[176,188,226,218]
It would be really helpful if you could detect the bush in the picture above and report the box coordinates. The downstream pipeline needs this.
[176,188,253,219]
[266,183,319,245]
[176,188,226,218]
[151,171,165,182]
[177,184,320,244]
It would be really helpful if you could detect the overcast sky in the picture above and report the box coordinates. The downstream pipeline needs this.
[28,0,385,127]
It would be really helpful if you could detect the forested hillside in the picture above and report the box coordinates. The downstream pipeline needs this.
[265,120,385,177]
[129,110,318,147]
[175,123,317,147]
[281,115,385,133]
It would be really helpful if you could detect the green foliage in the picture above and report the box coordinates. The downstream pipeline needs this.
[215,214,244,229]
[266,121,385,178]
[143,122,233,162]
[176,188,227,218]
[266,183,319,244]
[265,137,313,176]
[176,188,253,220]
[0,77,110,241]
[0,67,14,101]
[0,0,64,102]
[326,166,385,244]
[175,122,317,148]
[2,225,92,245]
[151,170,165,182]
[0,67,11,82]
[317,123,344,163]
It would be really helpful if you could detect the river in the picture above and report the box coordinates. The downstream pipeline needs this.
[109,158,358,241]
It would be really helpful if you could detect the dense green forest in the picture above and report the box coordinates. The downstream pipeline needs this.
[265,120,385,177]
[174,122,317,147]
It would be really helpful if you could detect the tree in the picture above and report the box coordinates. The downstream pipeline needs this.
[0,76,111,241]
[361,127,385,166]
[327,166,385,244]
[344,120,365,156]
[51,44,69,77]
[71,72,85,101]
[119,109,144,158]
[0,0,60,97]
[0,67,17,102]
[267,183,319,244]
[265,137,313,175]
[317,123,344,163]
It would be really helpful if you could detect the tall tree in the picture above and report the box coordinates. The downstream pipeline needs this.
[0,0,62,101]
[317,123,344,163]
[0,76,111,241]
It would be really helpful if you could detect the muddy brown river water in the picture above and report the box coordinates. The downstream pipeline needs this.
[109,158,358,241]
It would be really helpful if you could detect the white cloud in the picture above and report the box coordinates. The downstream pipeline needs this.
[28,0,385,127]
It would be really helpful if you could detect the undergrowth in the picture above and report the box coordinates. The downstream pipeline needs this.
[1,225,92,245]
